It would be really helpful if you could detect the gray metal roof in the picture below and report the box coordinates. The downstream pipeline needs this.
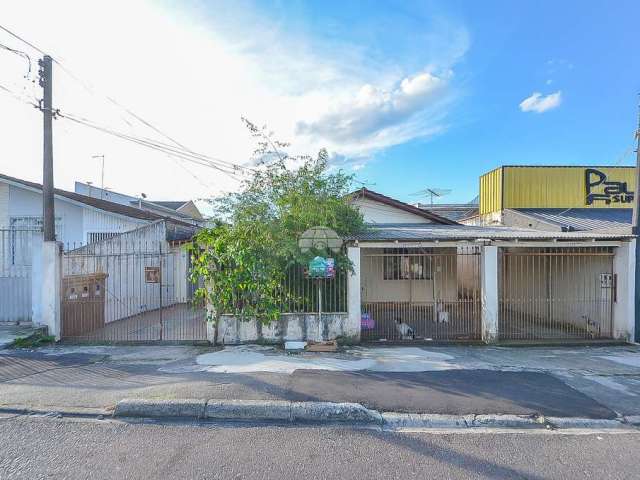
[513,208,631,232]
[349,223,633,242]
[415,204,479,222]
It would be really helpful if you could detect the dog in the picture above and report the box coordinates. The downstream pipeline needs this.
[395,318,415,340]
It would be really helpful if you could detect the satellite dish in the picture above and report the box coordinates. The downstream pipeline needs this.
[298,227,343,253]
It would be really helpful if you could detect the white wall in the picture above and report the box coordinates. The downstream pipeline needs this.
[8,185,84,245]
[0,182,9,227]
[351,197,432,224]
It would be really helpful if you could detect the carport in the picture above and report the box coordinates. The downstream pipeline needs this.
[346,224,635,343]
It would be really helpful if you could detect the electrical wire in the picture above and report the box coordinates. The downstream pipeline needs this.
[0,22,252,177]
[0,42,32,77]
[56,110,246,181]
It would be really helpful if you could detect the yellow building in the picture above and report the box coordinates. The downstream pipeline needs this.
[471,166,635,231]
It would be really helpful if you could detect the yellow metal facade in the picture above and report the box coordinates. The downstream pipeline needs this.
[480,166,635,214]
[479,167,503,215]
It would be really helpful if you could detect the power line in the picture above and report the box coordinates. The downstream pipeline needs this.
[0,22,252,176]
[0,42,32,77]
[56,110,246,181]
[0,24,47,57]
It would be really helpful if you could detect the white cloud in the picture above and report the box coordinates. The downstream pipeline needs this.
[519,91,562,113]
[0,0,468,201]
[297,68,451,154]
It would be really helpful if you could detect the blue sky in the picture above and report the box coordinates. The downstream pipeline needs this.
[268,0,640,204]
[1,1,639,206]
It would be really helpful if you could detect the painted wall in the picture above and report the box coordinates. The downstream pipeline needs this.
[8,185,84,244]
[211,313,352,344]
[0,182,8,227]
[351,197,433,224]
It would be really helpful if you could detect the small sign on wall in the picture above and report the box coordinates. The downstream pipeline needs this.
[145,266,161,284]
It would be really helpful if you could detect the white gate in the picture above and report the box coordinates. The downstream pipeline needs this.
[0,229,33,323]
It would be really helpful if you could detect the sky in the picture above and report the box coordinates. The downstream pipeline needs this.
[0,0,639,211]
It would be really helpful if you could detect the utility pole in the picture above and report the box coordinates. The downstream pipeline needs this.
[39,55,55,241]
[92,154,105,199]
[632,94,640,342]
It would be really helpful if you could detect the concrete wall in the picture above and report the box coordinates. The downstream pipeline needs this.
[613,240,635,341]
[211,313,353,345]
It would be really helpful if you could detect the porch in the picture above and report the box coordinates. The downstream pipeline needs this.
[348,224,635,344]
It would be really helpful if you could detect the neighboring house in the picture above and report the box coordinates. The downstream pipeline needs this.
[349,188,458,225]
[414,201,479,223]
[0,172,199,326]
[74,181,204,225]
[464,165,634,233]
[0,173,196,247]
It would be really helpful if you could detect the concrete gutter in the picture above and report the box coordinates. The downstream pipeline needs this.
[112,399,640,431]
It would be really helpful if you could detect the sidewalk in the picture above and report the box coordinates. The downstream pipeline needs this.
[0,344,639,420]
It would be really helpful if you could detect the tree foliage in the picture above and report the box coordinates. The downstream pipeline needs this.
[188,119,364,342]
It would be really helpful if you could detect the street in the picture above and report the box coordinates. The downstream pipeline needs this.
[0,415,637,479]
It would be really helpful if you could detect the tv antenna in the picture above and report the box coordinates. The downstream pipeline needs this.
[410,187,452,206]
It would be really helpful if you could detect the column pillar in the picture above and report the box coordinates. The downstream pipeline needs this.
[41,241,62,340]
[613,239,635,341]
[481,245,499,343]
[347,246,361,342]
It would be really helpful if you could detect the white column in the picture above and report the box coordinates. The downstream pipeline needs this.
[347,246,361,342]
[30,231,43,323]
[41,241,62,340]
[481,245,499,343]
[613,239,635,341]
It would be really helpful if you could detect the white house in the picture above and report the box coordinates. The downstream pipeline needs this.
[0,172,198,325]
[74,181,204,226]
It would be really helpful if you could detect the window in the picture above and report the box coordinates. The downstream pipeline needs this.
[8,216,62,266]
[383,248,433,280]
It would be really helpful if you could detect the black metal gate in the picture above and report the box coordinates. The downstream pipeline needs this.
[360,246,481,342]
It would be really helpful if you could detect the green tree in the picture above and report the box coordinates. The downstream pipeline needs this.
[188,120,364,344]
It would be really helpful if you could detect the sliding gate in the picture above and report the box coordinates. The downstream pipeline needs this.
[499,247,615,341]
[61,240,206,343]
[360,247,481,342]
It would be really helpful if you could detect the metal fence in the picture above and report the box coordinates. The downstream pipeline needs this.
[0,229,33,324]
[499,247,615,341]
[360,246,482,342]
[61,238,206,343]
[278,264,347,313]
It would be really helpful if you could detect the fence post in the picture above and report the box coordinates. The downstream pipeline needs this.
[30,231,44,322]
[481,245,499,343]
[41,240,62,340]
[347,246,361,343]
[613,239,636,341]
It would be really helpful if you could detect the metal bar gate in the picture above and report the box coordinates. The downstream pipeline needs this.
[499,247,615,341]
[61,238,206,343]
[0,229,33,324]
[360,246,482,342]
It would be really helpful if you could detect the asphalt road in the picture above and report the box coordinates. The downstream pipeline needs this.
[0,351,615,417]
[0,415,638,479]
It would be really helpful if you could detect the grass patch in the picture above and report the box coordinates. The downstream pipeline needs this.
[12,333,56,348]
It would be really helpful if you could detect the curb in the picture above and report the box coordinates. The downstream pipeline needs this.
[111,399,639,431]
[115,399,383,425]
